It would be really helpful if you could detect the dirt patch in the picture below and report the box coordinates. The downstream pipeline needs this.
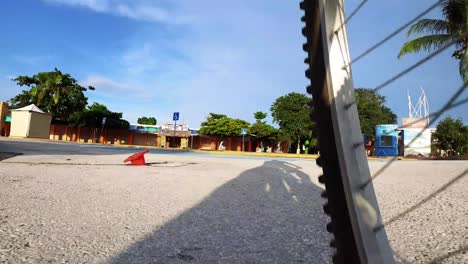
[437,154,468,160]
[0,152,22,161]
[405,154,468,160]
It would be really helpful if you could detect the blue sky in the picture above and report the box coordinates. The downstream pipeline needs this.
[0,0,466,127]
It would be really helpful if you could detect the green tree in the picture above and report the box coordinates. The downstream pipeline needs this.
[398,0,468,82]
[433,116,468,155]
[199,113,250,137]
[69,103,130,129]
[137,116,157,125]
[9,68,95,120]
[250,122,278,142]
[270,92,314,153]
[355,88,397,140]
[250,111,278,142]
[253,111,267,122]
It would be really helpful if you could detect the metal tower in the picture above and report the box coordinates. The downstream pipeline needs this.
[408,87,430,123]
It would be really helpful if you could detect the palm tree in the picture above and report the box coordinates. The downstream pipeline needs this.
[12,68,95,120]
[398,0,468,82]
[30,69,67,105]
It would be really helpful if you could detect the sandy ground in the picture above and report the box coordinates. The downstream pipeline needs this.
[0,138,467,263]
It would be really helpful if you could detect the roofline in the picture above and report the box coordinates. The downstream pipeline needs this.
[11,110,51,116]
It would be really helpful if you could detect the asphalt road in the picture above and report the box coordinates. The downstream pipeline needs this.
[0,137,187,156]
[0,138,467,263]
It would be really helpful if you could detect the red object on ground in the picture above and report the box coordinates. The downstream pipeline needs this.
[124,150,149,166]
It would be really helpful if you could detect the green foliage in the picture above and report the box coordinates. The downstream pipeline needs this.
[250,122,278,141]
[137,116,157,125]
[398,34,451,57]
[199,113,250,137]
[406,18,449,36]
[253,111,267,122]
[250,111,278,142]
[355,88,397,139]
[9,68,95,120]
[399,1,468,82]
[68,103,130,129]
[270,92,314,144]
[433,116,468,155]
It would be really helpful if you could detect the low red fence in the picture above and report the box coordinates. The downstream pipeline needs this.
[49,125,157,146]
[48,125,290,152]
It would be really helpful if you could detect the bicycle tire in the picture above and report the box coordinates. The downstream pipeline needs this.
[300,1,395,263]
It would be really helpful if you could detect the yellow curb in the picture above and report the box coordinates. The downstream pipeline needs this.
[367,156,419,161]
[192,150,319,159]
[195,150,422,161]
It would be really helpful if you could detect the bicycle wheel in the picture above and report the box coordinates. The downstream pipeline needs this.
[300,0,395,263]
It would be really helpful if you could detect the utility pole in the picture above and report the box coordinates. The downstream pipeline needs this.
[99,117,107,144]
[242,134,245,152]
[241,128,247,152]
[173,112,179,148]
[173,120,176,148]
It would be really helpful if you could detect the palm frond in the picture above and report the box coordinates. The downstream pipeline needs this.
[37,88,47,105]
[53,89,60,105]
[459,48,468,83]
[398,34,452,58]
[30,87,39,97]
[407,19,448,37]
[442,0,468,33]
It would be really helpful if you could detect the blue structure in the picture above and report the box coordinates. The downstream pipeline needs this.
[129,124,159,133]
[374,124,398,156]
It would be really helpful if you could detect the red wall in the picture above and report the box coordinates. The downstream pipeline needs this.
[47,125,289,152]
[49,125,159,146]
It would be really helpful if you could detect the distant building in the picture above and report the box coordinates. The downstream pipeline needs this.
[159,123,191,148]
[129,124,159,133]
[0,102,10,136]
[160,123,189,131]
[9,104,52,139]
[398,87,432,157]
[400,127,433,157]
[374,124,399,157]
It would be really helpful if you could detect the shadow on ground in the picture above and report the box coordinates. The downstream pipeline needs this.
[110,160,331,263]
[0,139,186,157]
[0,152,22,161]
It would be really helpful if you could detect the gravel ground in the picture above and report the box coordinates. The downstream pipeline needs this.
[0,139,467,263]
[369,161,468,264]
[0,153,332,264]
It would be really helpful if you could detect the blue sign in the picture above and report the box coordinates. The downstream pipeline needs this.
[241,128,247,135]
[102,117,107,125]
[173,112,179,121]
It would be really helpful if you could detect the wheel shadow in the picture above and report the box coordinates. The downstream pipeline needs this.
[110,160,332,263]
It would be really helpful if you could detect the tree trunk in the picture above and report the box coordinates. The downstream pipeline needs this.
[296,137,301,154]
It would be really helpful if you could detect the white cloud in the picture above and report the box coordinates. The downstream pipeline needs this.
[42,0,308,126]
[81,75,131,91]
[121,43,158,75]
[43,0,189,24]
[81,75,156,100]
[146,1,308,125]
